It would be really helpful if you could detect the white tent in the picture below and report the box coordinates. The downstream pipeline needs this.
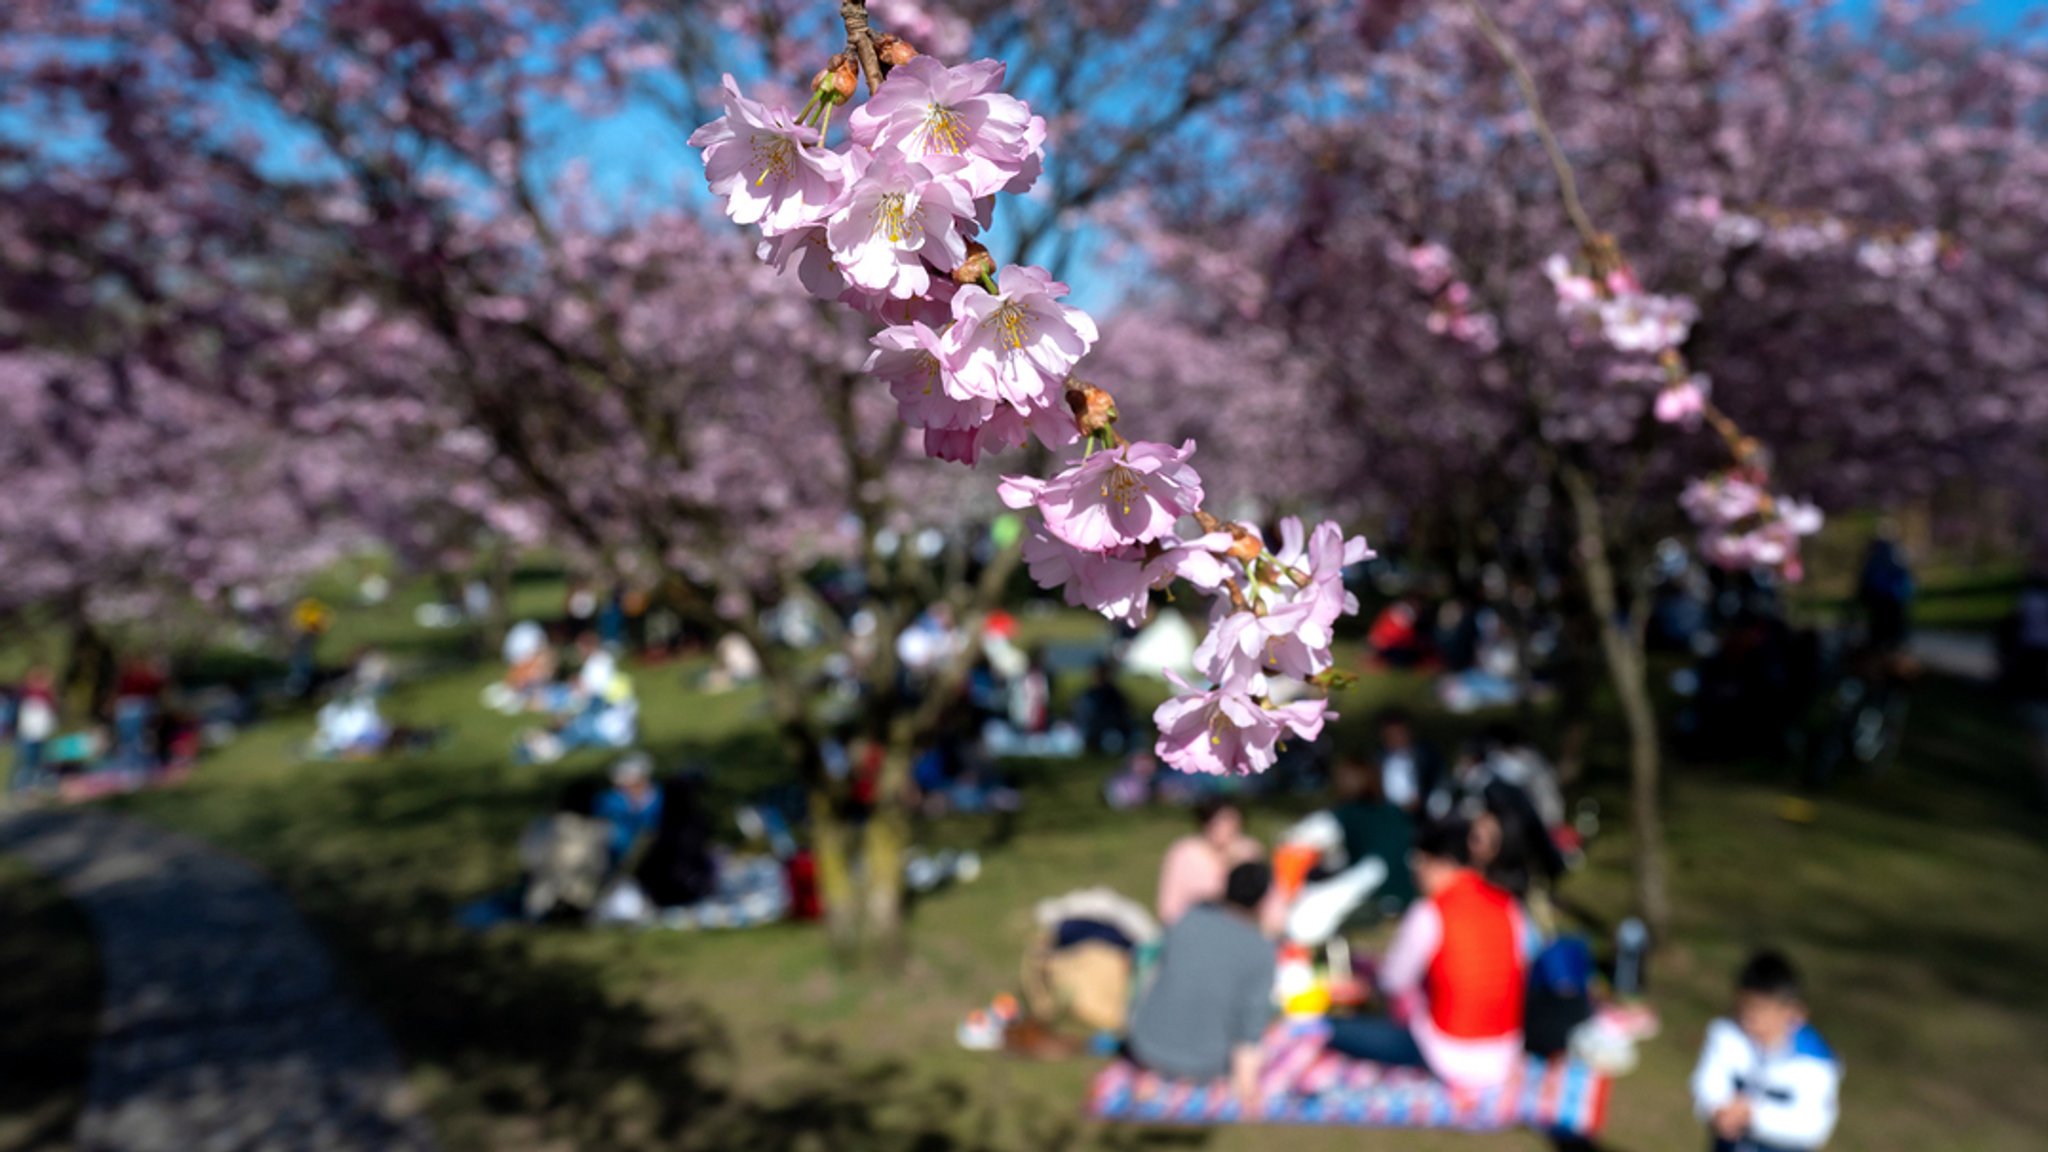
[1120,610,1199,679]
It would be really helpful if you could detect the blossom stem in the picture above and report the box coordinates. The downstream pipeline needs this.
[977,271,1000,294]
[1459,0,1598,248]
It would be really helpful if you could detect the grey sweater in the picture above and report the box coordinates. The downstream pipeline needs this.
[1127,903,1277,1079]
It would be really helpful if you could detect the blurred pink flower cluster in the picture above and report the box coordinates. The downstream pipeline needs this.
[1543,251,1820,578]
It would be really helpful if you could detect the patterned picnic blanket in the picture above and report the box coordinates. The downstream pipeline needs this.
[1088,1020,1610,1135]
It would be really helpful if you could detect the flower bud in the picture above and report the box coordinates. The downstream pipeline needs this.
[1066,380,1118,435]
[951,242,997,286]
[812,54,859,103]
[876,34,919,69]
[1225,527,1263,564]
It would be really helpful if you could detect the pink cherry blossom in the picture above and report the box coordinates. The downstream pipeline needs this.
[825,154,976,299]
[922,426,984,465]
[1153,671,1333,776]
[944,264,1098,412]
[1653,374,1711,425]
[1020,524,1233,627]
[758,228,845,300]
[690,75,850,236]
[1679,473,1767,526]
[976,396,1083,455]
[1263,516,1373,631]
[998,439,1203,551]
[848,56,1043,199]
[1543,252,1601,325]
[867,322,991,431]
[1198,600,1333,687]
[1598,291,1698,354]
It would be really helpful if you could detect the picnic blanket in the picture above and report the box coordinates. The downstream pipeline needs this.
[1088,1020,1610,1136]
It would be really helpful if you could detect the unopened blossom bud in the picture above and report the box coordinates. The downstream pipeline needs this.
[876,34,919,69]
[1066,380,1118,435]
[812,54,858,103]
[1225,528,1263,564]
[952,242,997,286]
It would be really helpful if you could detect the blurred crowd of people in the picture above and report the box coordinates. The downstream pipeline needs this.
[5,653,237,803]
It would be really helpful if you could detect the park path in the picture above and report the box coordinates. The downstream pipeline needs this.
[1909,628,1999,682]
[0,808,437,1152]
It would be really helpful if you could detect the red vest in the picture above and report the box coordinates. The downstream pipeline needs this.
[1425,871,1525,1040]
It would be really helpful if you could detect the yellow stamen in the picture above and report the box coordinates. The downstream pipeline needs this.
[751,133,796,187]
[1096,455,1151,516]
[869,192,923,247]
[915,103,970,157]
[990,299,1031,353]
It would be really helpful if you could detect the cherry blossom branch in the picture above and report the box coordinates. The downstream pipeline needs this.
[1461,0,1598,248]
[1463,0,1823,576]
[687,3,1369,775]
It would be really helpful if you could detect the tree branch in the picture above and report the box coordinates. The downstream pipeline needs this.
[839,1,885,94]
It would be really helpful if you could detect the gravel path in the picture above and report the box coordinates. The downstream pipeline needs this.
[0,808,436,1152]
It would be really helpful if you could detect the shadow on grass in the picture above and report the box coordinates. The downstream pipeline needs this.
[0,858,99,1152]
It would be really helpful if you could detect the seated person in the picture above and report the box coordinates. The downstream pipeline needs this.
[1480,723,1567,831]
[1374,706,1442,814]
[1328,758,1418,912]
[1325,818,1536,1092]
[312,691,391,759]
[1429,746,1564,902]
[520,663,640,764]
[1126,862,1277,1109]
[1156,798,1264,927]
[593,753,663,864]
[634,773,718,908]
[484,620,558,712]
[1367,597,1430,668]
[1692,951,1840,1152]
[1074,659,1137,755]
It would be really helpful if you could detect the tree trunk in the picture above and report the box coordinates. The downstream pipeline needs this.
[1561,464,1671,941]
[859,739,914,964]
[483,545,515,654]
[60,611,116,724]
[808,786,861,955]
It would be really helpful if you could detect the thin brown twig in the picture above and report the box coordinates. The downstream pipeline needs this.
[1460,0,1600,247]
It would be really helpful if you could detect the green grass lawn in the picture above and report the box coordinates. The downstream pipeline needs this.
[5,581,2042,1151]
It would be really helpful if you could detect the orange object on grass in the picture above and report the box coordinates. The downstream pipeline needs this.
[1272,842,1321,901]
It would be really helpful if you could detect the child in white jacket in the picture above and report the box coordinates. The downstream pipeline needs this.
[1692,951,1842,1151]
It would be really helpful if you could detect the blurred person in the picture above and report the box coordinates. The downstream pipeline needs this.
[1008,647,1053,734]
[2006,571,2048,805]
[9,667,59,794]
[1126,861,1278,1109]
[1324,818,1535,1091]
[1855,537,1914,652]
[1373,706,1443,814]
[286,595,332,698]
[111,654,169,769]
[564,578,599,639]
[1367,596,1429,668]
[1481,723,1567,831]
[594,752,664,865]
[1075,658,1137,755]
[1430,739,1564,903]
[1691,951,1840,1152]
[1156,797,1264,927]
[1327,757,1417,911]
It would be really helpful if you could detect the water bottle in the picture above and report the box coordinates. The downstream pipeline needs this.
[1614,917,1650,998]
